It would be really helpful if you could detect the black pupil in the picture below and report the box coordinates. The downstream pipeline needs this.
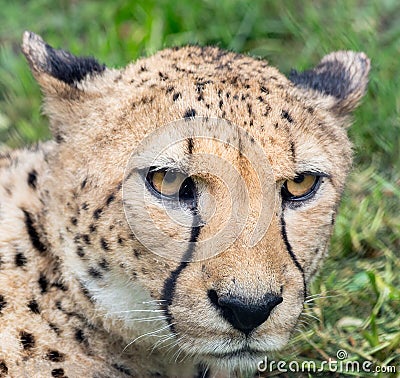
[179,178,195,201]
[293,174,305,184]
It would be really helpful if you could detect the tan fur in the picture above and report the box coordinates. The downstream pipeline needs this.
[0,32,369,377]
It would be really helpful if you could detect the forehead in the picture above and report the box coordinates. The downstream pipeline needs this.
[96,46,348,179]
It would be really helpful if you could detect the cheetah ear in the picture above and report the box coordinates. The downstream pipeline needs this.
[289,51,370,116]
[21,31,106,97]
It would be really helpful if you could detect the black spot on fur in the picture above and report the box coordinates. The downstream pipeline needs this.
[75,329,85,343]
[46,350,65,362]
[260,85,269,94]
[82,234,91,245]
[98,258,110,271]
[100,238,109,251]
[93,208,102,219]
[172,92,181,101]
[106,193,115,206]
[290,141,296,161]
[70,217,78,226]
[187,138,194,154]
[49,323,61,335]
[27,170,38,189]
[218,99,223,109]
[158,71,168,81]
[0,295,6,313]
[20,331,35,350]
[112,364,132,376]
[51,368,66,377]
[77,246,85,258]
[89,224,96,233]
[81,202,89,210]
[88,267,102,279]
[133,249,141,258]
[38,273,49,293]
[281,110,294,123]
[0,361,8,376]
[15,252,28,267]
[183,108,197,119]
[81,178,87,189]
[28,299,40,314]
[23,210,47,253]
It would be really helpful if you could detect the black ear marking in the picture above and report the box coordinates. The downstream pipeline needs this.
[289,51,370,114]
[22,31,105,86]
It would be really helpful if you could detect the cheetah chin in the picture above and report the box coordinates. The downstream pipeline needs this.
[0,31,369,377]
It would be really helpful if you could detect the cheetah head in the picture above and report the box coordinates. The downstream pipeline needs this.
[22,32,369,373]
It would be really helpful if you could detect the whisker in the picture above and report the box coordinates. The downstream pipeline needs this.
[123,323,172,352]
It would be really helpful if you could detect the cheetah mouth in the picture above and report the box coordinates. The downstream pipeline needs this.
[205,346,264,359]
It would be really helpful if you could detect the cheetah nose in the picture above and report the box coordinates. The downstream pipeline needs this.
[208,290,283,336]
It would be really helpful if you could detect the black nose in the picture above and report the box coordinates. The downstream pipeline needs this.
[208,289,283,335]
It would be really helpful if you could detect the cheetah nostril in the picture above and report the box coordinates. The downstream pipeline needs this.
[208,289,283,336]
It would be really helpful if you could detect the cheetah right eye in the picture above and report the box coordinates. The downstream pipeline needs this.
[281,173,321,202]
[146,168,196,202]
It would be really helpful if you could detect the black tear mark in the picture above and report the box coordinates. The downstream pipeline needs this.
[27,170,38,189]
[0,295,6,313]
[161,224,201,333]
[183,108,197,119]
[281,110,294,123]
[28,299,40,314]
[46,350,65,362]
[15,252,28,267]
[20,331,35,350]
[23,210,47,253]
[280,214,306,299]
[38,273,49,293]
[51,368,65,377]
[112,363,133,376]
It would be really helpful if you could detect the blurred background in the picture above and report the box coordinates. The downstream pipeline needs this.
[0,0,399,375]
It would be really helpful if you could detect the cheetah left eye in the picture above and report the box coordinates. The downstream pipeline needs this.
[146,168,196,201]
[281,174,321,201]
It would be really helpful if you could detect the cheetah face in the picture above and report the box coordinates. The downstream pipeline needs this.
[22,32,369,373]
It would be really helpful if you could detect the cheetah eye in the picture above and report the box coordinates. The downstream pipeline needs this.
[146,168,196,201]
[281,174,321,201]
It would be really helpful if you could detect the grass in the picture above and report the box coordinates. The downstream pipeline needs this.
[0,0,399,376]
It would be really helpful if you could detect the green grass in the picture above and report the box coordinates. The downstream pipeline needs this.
[1,0,399,376]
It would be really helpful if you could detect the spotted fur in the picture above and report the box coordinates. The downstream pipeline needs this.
[0,31,369,377]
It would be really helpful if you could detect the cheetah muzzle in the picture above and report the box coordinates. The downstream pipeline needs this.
[0,31,369,377]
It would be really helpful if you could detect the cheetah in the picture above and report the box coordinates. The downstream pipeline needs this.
[0,31,369,377]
